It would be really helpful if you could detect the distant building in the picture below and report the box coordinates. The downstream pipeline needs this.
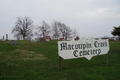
[46,36,51,41]
[75,36,80,40]
[46,36,51,40]
[101,37,117,41]
[59,38,64,40]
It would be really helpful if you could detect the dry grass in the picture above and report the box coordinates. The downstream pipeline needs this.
[0,49,47,62]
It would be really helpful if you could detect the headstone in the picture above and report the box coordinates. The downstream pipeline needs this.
[10,40,17,44]
[46,39,50,41]
[2,36,5,41]
[60,38,64,40]
[6,34,8,41]
[39,38,46,42]
[35,38,39,41]
[46,36,50,41]
[31,39,36,42]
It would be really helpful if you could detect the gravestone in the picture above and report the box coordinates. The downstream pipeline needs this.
[35,38,39,41]
[31,39,36,42]
[6,34,8,41]
[46,36,51,41]
[46,39,50,41]
[2,36,5,41]
[10,40,17,44]
[39,38,46,42]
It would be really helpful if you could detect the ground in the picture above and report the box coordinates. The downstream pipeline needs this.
[0,40,120,80]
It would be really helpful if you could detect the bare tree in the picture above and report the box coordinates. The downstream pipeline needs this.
[64,26,73,40]
[51,21,60,40]
[35,20,50,38]
[58,22,73,40]
[58,22,66,39]
[72,28,79,39]
[11,16,34,40]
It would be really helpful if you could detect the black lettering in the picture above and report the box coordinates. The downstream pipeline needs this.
[67,44,74,50]
[98,43,100,47]
[79,51,82,56]
[101,43,103,47]
[68,44,72,50]
[93,50,96,54]
[98,49,101,54]
[90,50,92,55]
[72,44,74,49]
[79,44,82,49]
[83,51,86,56]
[83,44,86,50]
[83,50,89,56]
[94,41,97,48]
[103,42,105,47]
[95,49,97,54]
[60,42,67,51]
[88,50,90,55]
[75,44,78,49]
[105,41,107,46]
[73,50,78,57]
[87,43,92,48]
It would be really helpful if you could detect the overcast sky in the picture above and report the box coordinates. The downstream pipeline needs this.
[0,0,120,40]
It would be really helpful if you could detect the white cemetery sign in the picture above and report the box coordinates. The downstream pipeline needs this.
[58,37,109,60]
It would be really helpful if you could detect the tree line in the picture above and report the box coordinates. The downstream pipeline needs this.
[11,16,79,40]
[111,26,120,40]
[11,16,120,40]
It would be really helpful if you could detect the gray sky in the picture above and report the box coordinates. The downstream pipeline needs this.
[0,0,120,40]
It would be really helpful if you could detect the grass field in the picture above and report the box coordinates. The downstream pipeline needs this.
[0,40,120,80]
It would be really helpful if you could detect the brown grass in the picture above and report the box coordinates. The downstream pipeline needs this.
[0,49,47,62]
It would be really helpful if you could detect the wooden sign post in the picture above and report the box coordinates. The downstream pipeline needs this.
[106,53,108,66]
[59,56,62,71]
